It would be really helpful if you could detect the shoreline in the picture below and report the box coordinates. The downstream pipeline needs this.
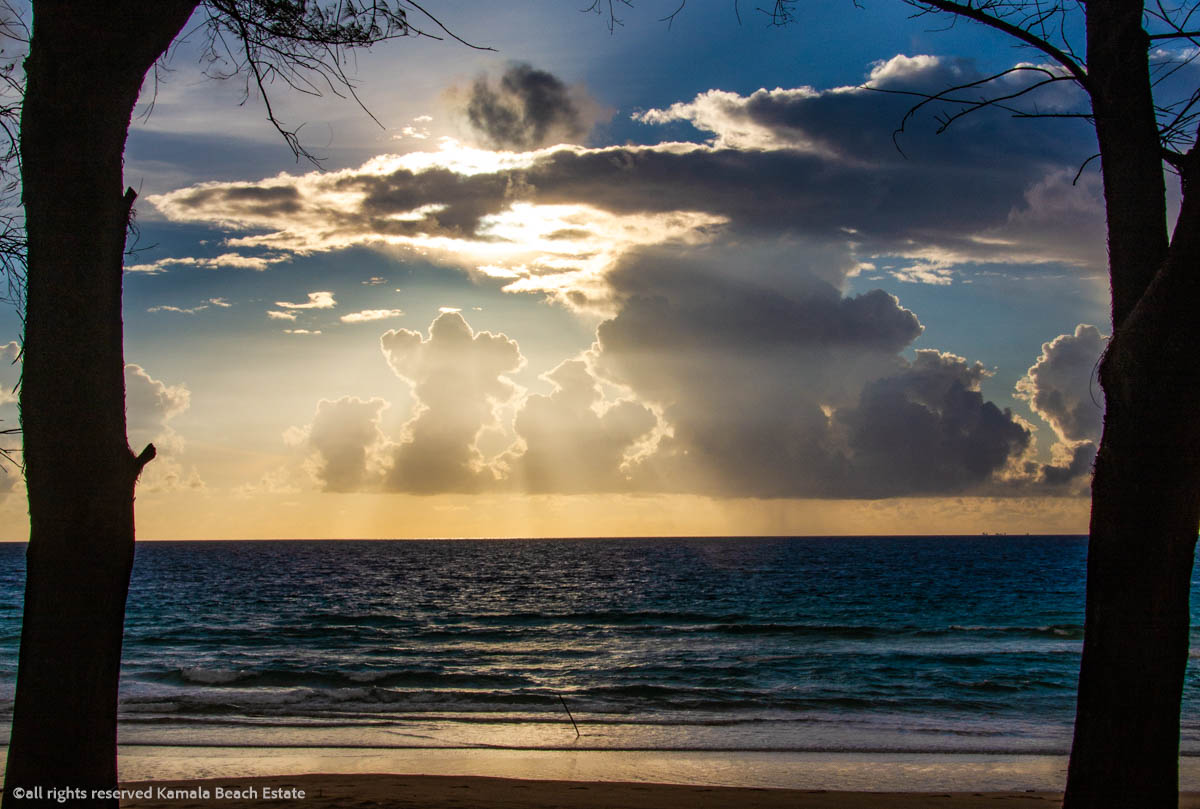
[9,747,1200,806]
[96,745,1200,792]
[111,774,1200,809]
[111,746,1077,792]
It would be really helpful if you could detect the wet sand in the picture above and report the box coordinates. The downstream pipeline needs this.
[115,773,1200,808]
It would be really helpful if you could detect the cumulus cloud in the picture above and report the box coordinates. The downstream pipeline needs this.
[126,363,189,440]
[500,359,657,493]
[1016,324,1107,485]
[340,308,405,324]
[835,351,1032,496]
[276,294,1054,499]
[267,310,297,321]
[465,63,586,149]
[125,363,202,491]
[381,311,524,492]
[589,253,1037,498]
[0,340,17,406]
[0,342,20,485]
[288,396,391,492]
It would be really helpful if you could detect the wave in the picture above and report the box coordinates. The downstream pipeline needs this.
[144,666,538,691]
[127,620,1085,646]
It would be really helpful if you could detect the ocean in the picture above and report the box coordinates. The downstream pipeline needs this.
[0,536,1197,761]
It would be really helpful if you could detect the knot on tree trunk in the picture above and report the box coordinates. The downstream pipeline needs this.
[133,443,156,476]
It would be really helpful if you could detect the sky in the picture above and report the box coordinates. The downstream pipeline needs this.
[0,0,1143,539]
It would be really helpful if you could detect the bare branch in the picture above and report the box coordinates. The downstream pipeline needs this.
[582,0,634,33]
[199,1,490,165]
[899,0,1090,91]
[865,64,1083,153]
[1073,152,1102,184]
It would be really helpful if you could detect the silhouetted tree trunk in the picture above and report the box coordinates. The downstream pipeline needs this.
[2,3,428,804]
[3,4,198,807]
[1063,1,1200,806]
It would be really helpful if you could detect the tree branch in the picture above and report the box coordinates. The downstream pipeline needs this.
[903,0,1090,91]
[133,443,157,476]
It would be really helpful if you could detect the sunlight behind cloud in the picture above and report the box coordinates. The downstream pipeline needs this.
[147,140,728,306]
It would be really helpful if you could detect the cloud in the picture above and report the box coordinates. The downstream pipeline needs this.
[125,363,202,491]
[267,310,297,321]
[1015,324,1107,486]
[208,297,233,307]
[283,328,322,334]
[637,55,1083,163]
[288,397,391,492]
[277,294,1050,500]
[147,55,1106,501]
[1017,324,1107,443]
[0,340,18,406]
[340,308,405,324]
[276,290,336,309]
[126,363,190,440]
[589,252,1035,498]
[148,304,209,314]
[124,252,288,273]
[500,359,657,493]
[834,350,1032,496]
[465,63,585,149]
[988,169,1108,275]
[150,56,1098,310]
[887,264,955,285]
[0,342,20,480]
[381,312,524,493]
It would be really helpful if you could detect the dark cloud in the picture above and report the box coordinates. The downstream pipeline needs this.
[178,184,301,216]
[585,252,1042,498]
[150,56,1108,501]
[1039,440,1097,487]
[687,55,1086,166]
[466,63,584,149]
[836,351,1032,496]
[284,295,1057,499]
[346,167,514,237]
[154,55,1103,281]
[585,252,1031,498]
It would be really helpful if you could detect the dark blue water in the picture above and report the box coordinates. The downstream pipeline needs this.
[0,536,1196,753]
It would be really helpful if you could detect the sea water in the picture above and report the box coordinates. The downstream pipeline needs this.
[0,536,1197,760]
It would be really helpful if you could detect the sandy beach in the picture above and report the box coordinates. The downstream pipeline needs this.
[116,774,1087,809]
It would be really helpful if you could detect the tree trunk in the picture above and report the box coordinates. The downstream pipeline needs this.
[1063,3,1200,798]
[3,4,197,807]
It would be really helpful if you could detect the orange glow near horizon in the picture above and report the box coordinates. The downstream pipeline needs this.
[0,489,1090,541]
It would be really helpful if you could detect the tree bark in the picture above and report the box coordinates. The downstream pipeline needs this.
[1063,4,1200,805]
[3,4,198,807]
[1084,0,1169,327]
[1064,168,1200,807]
